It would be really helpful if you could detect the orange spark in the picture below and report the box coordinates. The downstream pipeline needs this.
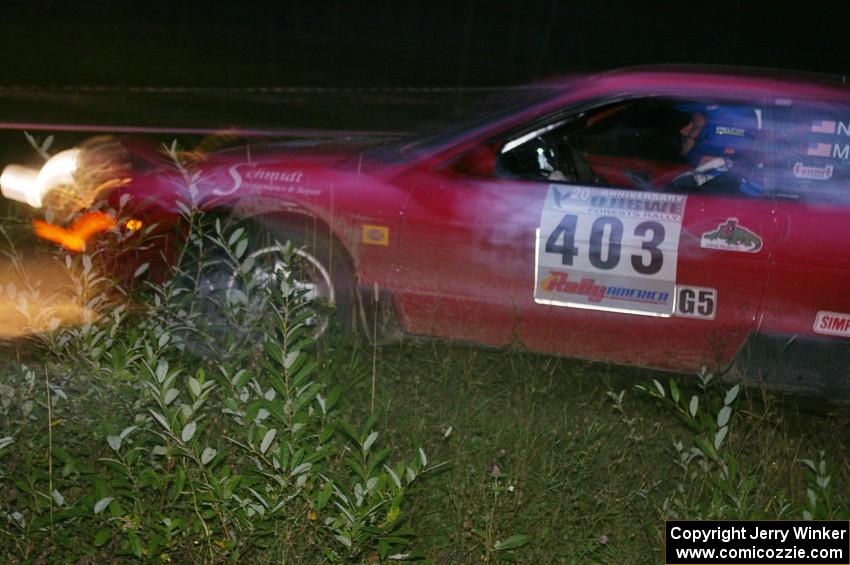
[124,218,143,231]
[33,211,117,252]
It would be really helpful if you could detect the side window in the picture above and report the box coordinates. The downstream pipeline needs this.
[495,98,768,197]
[569,101,684,161]
[767,100,850,203]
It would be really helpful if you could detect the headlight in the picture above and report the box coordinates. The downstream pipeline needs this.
[0,149,81,209]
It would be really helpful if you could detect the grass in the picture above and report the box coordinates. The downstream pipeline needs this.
[4,327,848,562]
[321,338,850,562]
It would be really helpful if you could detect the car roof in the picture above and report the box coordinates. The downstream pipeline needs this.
[604,64,846,86]
[410,65,850,163]
[542,65,850,103]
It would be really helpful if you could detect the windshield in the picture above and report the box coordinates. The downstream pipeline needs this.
[366,85,566,161]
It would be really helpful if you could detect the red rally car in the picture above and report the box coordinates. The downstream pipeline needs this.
[5,66,850,396]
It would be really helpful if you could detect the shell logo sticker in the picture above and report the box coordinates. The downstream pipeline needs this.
[362,224,389,246]
[700,218,762,253]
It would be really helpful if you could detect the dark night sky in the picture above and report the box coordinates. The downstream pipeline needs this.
[1,1,848,87]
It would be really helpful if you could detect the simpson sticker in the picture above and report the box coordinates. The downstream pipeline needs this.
[814,311,850,338]
[700,218,762,253]
[675,286,717,320]
[362,224,389,246]
[535,185,686,316]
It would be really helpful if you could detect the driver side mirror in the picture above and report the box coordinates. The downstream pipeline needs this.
[444,143,498,177]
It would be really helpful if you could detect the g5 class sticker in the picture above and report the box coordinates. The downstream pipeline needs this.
[700,218,762,253]
[535,186,687,317]
[675,286,717,320]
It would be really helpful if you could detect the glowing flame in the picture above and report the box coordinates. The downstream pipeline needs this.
[33,211,117,252]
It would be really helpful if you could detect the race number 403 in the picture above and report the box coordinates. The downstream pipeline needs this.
[535,185,687,317]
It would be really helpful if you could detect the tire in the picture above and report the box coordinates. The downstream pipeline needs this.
[243,216,355,339]
[180,214,355,360]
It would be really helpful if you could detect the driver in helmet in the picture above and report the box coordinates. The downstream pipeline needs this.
[670,103,764,196]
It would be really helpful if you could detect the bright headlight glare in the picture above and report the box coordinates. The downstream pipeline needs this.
[0,148,81,209]
[1,165,40,208]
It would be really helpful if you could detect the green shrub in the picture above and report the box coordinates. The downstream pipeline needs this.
[636,369,843,522]
[0,207,433,562]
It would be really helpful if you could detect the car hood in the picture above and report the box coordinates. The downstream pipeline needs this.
[210,135,407,168]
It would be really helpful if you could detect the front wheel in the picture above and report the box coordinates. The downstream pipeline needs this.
[235,219,355,340]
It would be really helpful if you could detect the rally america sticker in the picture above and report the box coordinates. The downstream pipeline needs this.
[700,218,762,253]
[814,311,850,338]
[535,185,686,316]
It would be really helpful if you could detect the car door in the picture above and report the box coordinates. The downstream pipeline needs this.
[525,186,779,373]
[524,97,777,371]
[396,96,777,373]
